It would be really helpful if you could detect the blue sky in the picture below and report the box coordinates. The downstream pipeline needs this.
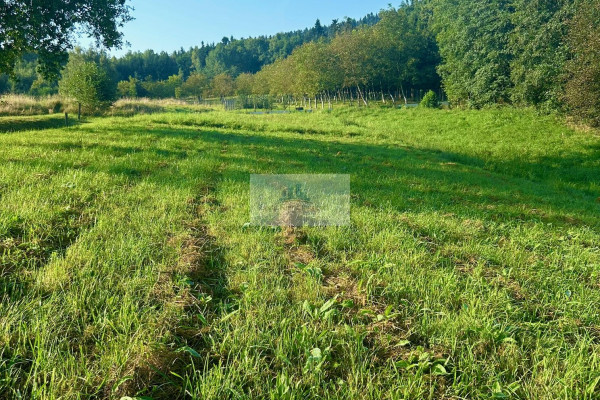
[80,0,396,55]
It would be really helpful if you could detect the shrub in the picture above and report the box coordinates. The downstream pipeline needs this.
[564,0,600,126]
[140,75,182,99]
[117,77,145,98]
[420,90,440,108]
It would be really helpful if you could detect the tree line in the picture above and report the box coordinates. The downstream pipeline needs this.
[0,14,379,97]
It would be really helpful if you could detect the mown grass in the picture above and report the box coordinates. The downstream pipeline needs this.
[0,106,599,399]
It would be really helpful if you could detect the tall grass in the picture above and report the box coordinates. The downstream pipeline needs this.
[109,98,214,116]
[0,95,216,118]
[0,94,64,116]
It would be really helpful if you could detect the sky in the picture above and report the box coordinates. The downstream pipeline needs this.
[79,0,395,56]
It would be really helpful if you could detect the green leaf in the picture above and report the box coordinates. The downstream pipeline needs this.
[170,371,184,379]
[358,308,375,316]
[197,312,207,326]
[303,300,313,315]
[432,364,447,375]
[502,337,517,344]
[220,308,240,323]
[112,375,133,393]
[384,304,394,317]
[341,299,355,308]
[177,345,201,358]
[319,296,337,314]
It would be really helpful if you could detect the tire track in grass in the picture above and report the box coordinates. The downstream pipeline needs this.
[4,164,197,397]
[280,225,454,397]
[18,171,198,399]
[116,172,232,399]
[0,166,118,291]
[1,168,183,398]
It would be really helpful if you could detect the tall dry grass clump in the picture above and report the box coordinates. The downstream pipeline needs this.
[0,94,64,116]
[109,97,214,116]
[0,95,216,117]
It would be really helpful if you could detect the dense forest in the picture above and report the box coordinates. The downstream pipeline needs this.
[2,0,599,125]
[0,14,379,96]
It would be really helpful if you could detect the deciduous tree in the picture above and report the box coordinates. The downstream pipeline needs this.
[59,53,116,114]
[0,0,132,78]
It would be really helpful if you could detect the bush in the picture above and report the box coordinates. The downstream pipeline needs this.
[49,99,63,113]
[117,77,145,98]
[140,75,182,99]
[236,94,257,109]
[420,90,440,108]
[564,0,600,127]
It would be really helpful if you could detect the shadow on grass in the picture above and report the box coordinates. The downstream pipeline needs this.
[0,115,84,133]
[102,120,600,197]
[118,175,236,399]
[130,125,600,227]
[5,123,600,228]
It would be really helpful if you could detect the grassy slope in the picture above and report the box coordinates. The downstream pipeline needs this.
[0,107,599,399]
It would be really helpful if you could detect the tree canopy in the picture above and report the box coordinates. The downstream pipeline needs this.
[59,50,116,112]
[0,0,132,78]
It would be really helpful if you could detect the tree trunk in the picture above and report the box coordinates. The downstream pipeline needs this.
[400,85,408,105]
[357,85,368,106]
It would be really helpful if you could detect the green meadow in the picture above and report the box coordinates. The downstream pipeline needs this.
[0,106,599,399]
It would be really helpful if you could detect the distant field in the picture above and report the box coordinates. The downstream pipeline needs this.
[1,107,599,399]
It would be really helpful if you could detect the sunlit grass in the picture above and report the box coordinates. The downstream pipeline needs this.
[0,106,599,399]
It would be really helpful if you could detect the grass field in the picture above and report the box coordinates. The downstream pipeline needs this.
[0,106,599,399]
